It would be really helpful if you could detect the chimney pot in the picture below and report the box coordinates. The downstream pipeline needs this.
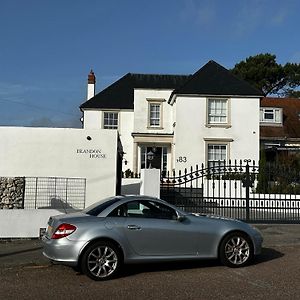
[88,69,96,84]
[87,69,96,100]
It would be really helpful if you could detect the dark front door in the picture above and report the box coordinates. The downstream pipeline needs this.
[147,147,162,169]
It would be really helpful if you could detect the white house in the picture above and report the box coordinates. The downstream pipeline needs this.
[80,61,263,174]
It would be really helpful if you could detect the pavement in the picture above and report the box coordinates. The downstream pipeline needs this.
[0,224,299,268]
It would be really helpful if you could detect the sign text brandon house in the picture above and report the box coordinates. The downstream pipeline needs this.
[77,149,106,159]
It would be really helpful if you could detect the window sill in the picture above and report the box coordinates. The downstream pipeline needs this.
[147,126,164,130]
[260,122,283,127]
[205,124,231,129]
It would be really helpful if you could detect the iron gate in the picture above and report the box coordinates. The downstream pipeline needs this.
[160,160,300,223]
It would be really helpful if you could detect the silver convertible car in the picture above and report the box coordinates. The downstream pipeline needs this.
[42,195,263,280]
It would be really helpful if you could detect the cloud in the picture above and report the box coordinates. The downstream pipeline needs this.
[234,1,265,37]
[270,9,289,25]
[29,115,81,128]
[179,0,293,39]
[0,82,41,97]
[180,0,216,26]
[289,51,300,63]
[30,117,56,127]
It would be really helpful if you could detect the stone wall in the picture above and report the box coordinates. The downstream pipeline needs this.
[0,177,25,209]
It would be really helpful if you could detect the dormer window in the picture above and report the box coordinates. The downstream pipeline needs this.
[260,108,282,125]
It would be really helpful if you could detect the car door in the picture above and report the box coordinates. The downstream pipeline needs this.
[120,200,199,256]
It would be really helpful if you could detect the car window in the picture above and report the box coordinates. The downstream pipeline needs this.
[108,200,177,220]
[83,197,121,216]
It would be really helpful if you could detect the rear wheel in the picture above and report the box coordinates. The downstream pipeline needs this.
[219,232,253,268]
[81,241,122,280]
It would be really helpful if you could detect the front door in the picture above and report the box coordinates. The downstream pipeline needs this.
[147,147,162,169]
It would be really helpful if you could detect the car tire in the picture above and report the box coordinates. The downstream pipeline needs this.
[219,232,253,268]
[81,241,122,280]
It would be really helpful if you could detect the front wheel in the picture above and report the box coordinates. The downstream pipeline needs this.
[219,232,253,268]
[81,241,122,280]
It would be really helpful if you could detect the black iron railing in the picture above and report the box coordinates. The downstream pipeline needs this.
[161,160,300,223]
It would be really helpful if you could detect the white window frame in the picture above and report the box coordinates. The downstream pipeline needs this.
[148,101,163,128]
[103,111,119,129]
[260,107,282,125]
[207,144,227,169]
[207,98,230,126]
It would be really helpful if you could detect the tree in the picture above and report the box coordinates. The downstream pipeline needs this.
[231,53,300,97]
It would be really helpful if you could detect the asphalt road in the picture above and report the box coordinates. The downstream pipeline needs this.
[0,225,299,300]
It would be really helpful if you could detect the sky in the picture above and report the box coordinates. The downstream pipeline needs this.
[0,0,299,128]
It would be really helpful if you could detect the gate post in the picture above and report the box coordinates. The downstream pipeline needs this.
[140,169,160,198]
[242,159,252,222]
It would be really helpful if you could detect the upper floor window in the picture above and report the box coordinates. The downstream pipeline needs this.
[208,99,228,124]
[103,112,118,129]
[260,108,282,125]
[149,103,161,127]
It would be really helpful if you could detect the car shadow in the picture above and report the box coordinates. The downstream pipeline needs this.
[118,247,284,278]
[252,247,284,265]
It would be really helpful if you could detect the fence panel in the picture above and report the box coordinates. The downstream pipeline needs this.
[161,160,300,223]
[23,177,86,210]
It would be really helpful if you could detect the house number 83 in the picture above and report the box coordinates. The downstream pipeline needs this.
[177,156,187,163]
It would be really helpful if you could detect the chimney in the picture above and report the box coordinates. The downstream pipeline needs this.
[87,69,96,100]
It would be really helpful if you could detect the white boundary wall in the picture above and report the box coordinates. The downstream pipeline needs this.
[0,209,66,238]
[0,127,120,208]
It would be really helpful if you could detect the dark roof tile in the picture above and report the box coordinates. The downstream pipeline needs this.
[80,73,190,110]
[171,60,263,97]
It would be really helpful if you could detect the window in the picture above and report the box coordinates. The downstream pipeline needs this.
[207,144,227,169]
[83,197,121,216]
[108,200,177,220]
[260,108,282,124]
[208,99,228,124]
[149,103,161,127]
[103,112,118,129]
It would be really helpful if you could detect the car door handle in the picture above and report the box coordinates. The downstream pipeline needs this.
[127,225,141,230]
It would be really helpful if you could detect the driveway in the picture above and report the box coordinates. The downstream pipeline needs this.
[0,224,299,299]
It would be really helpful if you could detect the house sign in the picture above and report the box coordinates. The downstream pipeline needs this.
[77,149,106,159]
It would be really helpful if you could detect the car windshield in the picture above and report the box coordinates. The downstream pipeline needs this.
[83,197,122,216]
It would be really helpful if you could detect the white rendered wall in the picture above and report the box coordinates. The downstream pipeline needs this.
[134,89,174,134]
[0,127,119,207]
[83,109,134,171]
[87,83,95,100]
[83,110,102,129]
[0,209,65,238]
[174,96,260,170]
[119,111,134,171]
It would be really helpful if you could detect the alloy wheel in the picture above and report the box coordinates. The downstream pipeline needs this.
[224,236,250,265]
[87,245,118,279]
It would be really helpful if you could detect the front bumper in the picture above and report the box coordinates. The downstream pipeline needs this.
[252,230,263,255]
[42,236,87,266]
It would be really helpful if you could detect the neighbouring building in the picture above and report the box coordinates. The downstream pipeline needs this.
[260,97,300,162]
[80,61,263,174]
